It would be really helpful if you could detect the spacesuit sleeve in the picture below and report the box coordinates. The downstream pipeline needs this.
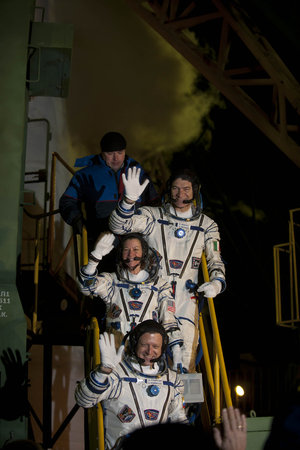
[168,375,188,424]
[75,367,122,408]
[78,270,115,303]
[109,204,156,237]
[204,219,226,292]
[157,281,183,348]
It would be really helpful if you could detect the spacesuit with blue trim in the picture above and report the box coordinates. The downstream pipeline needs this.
[109,168,226,372]
[75,321,187,450]
[78,232,183,351]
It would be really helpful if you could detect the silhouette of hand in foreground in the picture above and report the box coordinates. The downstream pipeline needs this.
[0,348,29,420]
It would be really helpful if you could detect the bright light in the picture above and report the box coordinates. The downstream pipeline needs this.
[235,385,245,397]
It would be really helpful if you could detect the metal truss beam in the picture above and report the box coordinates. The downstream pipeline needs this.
[125,0,300,167]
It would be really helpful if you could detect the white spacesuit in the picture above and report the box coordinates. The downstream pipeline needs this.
[79,232,183,350]
[109,168,226,372]
[75,321,188,450]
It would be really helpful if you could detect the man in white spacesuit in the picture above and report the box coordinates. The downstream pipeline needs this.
[78,232,183,351]
[75,320,188,450]
[109,167,226,372]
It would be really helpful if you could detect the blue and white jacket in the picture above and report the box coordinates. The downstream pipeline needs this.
[59,154,158,239]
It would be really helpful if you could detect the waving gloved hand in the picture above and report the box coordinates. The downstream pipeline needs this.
[82,232,115,276]
[99,332,125,369]
[91,232,115,262]
[197,280,222,298]
[122,167,150,202]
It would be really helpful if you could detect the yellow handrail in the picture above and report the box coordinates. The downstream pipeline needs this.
[273,208,300,328]
[33,219,41,334]
[24,151,89,334]
[198,313,214,399]
[289,209,299,319]
[82,225,89,265]
[91,318,105,450]
[213,346,220,423]
[201,252,233,419]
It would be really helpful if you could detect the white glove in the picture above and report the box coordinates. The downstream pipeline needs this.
[197,280,222,298]
[90,232,115,261]
[83,233,115,275]
[172,344,183,371]
[99,332,124,369]
[122,167,149,202]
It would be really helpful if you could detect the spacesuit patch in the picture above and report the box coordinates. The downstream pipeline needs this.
[191,257,201,269]
[213,240,220,251]
[144,409,159,421]
[117,405,136,423]
[128,301,143,311]
[109,304,122,318]
[169,259,183,269]
[167,300,175,312]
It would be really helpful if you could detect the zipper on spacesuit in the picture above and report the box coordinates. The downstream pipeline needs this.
[171,275,177,298]
[130,315,138,330]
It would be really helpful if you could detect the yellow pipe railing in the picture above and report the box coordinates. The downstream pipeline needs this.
[201,252,233,421]
[23,151,89,334]
[33,219,41,334]
[213,346,221,423]
[273,208,300,328]
[91,317,105,450]
[289,209,299,319]
[198,313,214,399]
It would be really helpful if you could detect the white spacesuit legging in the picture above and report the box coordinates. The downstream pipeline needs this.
[158,211,202,372]
[176,314,199,372]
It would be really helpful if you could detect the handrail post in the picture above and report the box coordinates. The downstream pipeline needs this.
[82,224,88,266]
[213,345,221,423]
[198,312,214,400]
[201,252,233,409]
[289,209,299,320]
[48,152,57,270]
[91,318,105,450]
[33,218,41,334]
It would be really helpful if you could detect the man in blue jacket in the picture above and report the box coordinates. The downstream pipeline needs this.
[59,131,158,254]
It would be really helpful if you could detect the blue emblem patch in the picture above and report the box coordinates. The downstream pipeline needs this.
[128,301,143,311]
[175,228,186,238]
[144,409,159,421]
[169,259,183,269]
[118,405,136,423]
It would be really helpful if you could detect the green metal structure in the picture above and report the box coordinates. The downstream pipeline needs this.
[0,1,73,446]
[0,0,34,445]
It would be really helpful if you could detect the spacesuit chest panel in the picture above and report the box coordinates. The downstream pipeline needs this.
[153,211,205,279]
[106,285,158,333]
[104,386,168,450]
[104,367,171,438]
